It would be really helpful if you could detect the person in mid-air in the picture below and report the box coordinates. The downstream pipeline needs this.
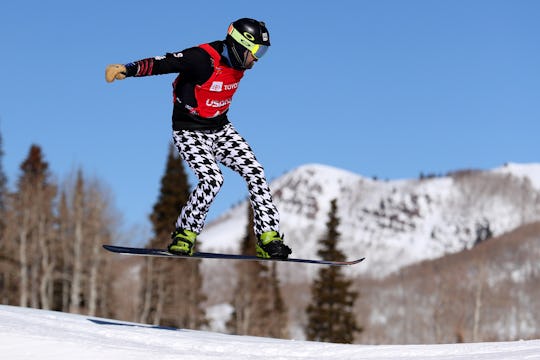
[105,18,292,259]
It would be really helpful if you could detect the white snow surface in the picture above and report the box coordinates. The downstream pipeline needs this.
[1,305,539,360]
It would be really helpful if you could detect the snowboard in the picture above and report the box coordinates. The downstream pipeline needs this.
[103,244,365,266]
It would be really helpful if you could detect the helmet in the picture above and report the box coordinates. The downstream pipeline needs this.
[225,18,271,69]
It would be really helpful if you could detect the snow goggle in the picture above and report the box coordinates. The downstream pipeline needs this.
[228,25,269,59]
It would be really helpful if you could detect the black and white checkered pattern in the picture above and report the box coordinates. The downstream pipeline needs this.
[172,124,280,235]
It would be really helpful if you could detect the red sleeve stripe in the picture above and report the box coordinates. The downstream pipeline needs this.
[147,59,154,75]
[136,59,154,76]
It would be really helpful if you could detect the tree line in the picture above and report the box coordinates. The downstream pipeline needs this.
[0,144,114,316]
[0,138,360,343]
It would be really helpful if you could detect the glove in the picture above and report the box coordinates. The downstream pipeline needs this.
[105,64,127,83]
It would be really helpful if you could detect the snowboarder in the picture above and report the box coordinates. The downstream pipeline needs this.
[105,18,291,259]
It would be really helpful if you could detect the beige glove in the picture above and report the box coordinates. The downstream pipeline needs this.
[105,64,127,83]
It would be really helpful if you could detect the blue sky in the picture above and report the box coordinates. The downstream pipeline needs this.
[1,1,538,238]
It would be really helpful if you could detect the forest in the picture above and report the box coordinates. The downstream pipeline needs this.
[0,140,358,343]
[1,139,539,344]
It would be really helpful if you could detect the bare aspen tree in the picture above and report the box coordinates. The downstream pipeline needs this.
[56,191,72,311]
[36,183,56,310]
[11,145,56,309]
[60,171,117,317]
[17,203,30,307]
[472,257,486,342]
[0,205,19,305]
[69,171,85,314]
[1,143,117,317]
[139,257,154,323]
[86,180,115,317]
[0,130,8,297]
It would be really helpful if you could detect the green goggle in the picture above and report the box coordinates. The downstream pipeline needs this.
[227,25,269,59]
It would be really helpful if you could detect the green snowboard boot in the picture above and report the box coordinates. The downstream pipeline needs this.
[256,231,292,259]
[168,228,197,256]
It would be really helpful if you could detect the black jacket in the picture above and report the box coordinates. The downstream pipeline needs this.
[125,41,232,130]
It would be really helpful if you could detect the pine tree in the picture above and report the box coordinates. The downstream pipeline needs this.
[227,205,289,338]
[305,199,361,343]
[140,145,207,329]
[149,145,190,236]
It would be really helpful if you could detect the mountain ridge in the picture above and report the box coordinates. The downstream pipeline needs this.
[200,162,540,278]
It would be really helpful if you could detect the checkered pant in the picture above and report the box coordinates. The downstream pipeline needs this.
[173,124,280,236]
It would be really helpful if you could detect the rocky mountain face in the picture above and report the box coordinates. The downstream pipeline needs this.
[200,163,540,279]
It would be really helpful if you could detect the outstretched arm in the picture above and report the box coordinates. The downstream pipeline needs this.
[105,48,207,83]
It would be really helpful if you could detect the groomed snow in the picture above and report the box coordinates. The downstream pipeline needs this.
[1,305,539,360]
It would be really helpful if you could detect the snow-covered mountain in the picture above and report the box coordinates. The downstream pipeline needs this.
[200,162,540,278]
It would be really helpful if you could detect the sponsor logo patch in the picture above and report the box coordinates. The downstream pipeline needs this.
[206,98,232,108]
[210,81,223,92]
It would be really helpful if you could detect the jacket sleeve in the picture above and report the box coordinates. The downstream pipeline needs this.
[124,47,209,78]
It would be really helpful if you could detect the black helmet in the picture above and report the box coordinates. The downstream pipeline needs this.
[225,18,270,69]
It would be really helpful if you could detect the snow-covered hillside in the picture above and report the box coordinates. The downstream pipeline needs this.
[200,162,540,278]
[1,305,539,360]
[494,162,540,190]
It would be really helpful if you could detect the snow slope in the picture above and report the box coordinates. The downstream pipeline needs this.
[1,305,539,360]
[494,162,540,190]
